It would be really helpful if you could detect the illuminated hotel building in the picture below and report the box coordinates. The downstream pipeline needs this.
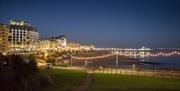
[0,23,9,54]
[38,38,57,51]
[38,35,68,51]
[53,35,67,48]
[8,20,39,52]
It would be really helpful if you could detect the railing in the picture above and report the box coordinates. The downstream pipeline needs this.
[87,68,180,79]
[71,53,115,60]
[71,51,180,60]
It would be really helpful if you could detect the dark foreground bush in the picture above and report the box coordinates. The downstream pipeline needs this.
[0,54,38,91]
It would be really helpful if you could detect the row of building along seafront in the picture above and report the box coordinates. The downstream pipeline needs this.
[0,20,95,54]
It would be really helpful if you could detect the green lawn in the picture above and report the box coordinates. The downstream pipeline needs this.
[90,73,180,91]
[36,69,86,91]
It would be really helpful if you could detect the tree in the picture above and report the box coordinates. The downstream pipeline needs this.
[0,54,38,91]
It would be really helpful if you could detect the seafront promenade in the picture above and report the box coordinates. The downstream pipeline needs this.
[53,67,180,79]
[91,68,180,79]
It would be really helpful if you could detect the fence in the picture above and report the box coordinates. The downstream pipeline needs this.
[87,68,180,79]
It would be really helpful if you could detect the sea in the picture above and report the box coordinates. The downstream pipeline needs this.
[83,56,180,70]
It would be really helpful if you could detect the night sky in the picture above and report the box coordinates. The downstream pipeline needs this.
[0,0,180,48]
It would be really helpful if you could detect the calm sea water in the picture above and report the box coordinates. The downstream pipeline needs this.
[84,56,180,70]
[140,56,180,70]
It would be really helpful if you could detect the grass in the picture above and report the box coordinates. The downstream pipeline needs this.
[36,69,86,91]
[90,73,180,91]
[35,69,180,91]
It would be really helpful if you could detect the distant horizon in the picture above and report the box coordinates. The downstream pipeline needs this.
[1,0,180,48]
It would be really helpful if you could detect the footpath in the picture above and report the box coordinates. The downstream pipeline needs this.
[73,73,92,91]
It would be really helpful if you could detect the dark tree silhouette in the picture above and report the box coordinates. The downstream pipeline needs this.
[0,54,38,91]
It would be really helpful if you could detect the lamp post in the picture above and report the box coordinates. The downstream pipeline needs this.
[70,55,73,66]
[84,58,89,72]
[85,58,88,67]
[115,51,119,68]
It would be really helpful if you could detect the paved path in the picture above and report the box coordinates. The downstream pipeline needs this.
[73,73,92,91]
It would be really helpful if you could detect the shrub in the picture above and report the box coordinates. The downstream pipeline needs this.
[0,54,38,91]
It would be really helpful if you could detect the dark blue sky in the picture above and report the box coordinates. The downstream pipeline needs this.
[1,0,180,48]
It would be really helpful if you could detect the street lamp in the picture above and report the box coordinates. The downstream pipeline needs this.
[85,58,88,67]
[70,55,73,66]
[44,51,48,59]
[115,51,119,68]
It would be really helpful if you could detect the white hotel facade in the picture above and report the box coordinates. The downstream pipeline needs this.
[8,20,39,52]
